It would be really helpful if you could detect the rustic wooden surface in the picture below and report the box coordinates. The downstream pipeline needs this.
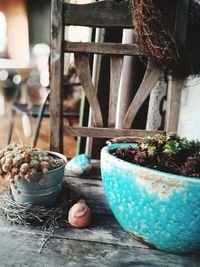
[0,161,200,267]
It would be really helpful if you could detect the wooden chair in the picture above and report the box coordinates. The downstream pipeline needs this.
[7,83,79,147]
[7,85,50,147]
[49,0,182,156]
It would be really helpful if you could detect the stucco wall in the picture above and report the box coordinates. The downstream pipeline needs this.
[146,73,167,130]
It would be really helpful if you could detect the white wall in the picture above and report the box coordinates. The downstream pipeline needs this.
[178,76,200,140]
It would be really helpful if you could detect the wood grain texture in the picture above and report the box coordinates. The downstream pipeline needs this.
[108,56,123,127]
[74,53,103,127]
[65,176,112,216]
[1,229,199,267]
[50,0,64,152]
[0,171,200,266]
[165,76,183,133]
[63,0,133,28]
[123,61,161,128]
[64,126,164,138]
[64,41,143,56]
[50,0,169,154]
[0,215,143,248]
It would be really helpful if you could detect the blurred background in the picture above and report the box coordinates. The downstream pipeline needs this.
[0,0,51,151]
[0,0,93,157]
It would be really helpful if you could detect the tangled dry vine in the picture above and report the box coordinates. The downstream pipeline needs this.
[130,0,179,72]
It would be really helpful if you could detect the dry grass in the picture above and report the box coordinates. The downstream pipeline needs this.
[0,181,79,230]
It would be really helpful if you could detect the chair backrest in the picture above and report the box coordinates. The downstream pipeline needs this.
[50,0,178,155]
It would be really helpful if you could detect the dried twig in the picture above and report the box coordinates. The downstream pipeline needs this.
[38,230,55,254]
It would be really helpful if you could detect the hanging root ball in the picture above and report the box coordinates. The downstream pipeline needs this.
[68,200,91,228]
[130,0,181,73]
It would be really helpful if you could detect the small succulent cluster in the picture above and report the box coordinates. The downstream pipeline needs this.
[113,133,200,178]
[0,144,64,182]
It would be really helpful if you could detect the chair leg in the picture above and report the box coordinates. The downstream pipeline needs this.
[7,109,16,145]
[7,82,22,145]
[31,90,50,147]
[68,117,78,141]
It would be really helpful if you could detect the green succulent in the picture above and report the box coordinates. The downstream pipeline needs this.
[0,144,64,182]
[114,133,200,178]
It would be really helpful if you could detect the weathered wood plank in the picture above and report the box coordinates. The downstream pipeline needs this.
[50,0,64,152]
[64,175,111,215]
[0,170,145,249]
[74,53,103,127]
[123,61,161,128]
[64,126,165,138]
[0,228,199,267]
[108,56,123,127]
[63,0,133,28]
[0,171,144,249]
[55,214,143,248]
[165,76,183,133]
[64,41,143,56]
[0,215,145,249]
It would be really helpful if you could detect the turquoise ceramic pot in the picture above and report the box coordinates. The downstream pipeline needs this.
[101,143,200,253]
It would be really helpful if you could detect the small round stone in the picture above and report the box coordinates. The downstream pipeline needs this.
[65,154,92,175]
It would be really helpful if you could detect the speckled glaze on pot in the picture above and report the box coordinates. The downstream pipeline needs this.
[101,143,200,253]
[10,151,67,207]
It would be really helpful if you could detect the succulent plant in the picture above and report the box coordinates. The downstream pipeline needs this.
[113,133,200,178]
[0,144,65,183]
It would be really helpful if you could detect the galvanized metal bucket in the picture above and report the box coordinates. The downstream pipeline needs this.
[10,151,67,207]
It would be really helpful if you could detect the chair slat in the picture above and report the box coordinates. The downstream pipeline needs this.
[74,53,103,127]
[123,61,161,128]
[63,1,133,28]
[64,41,143,56]
[165,76,182,133]
[64,126,165,138]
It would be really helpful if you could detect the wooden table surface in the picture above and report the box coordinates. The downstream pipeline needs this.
[0,161,200,267]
